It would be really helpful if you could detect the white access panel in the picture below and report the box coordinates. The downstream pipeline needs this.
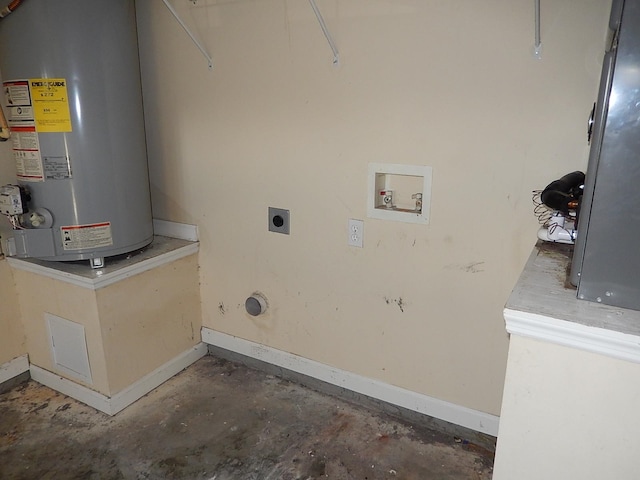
[46,313,93,384]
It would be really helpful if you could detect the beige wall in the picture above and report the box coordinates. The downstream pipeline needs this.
[97,254,202,393]
[136,0,611,415]
[0,1,612,414]
[494,335,640,479]
[0,259,25,365]
[0,73,15,255]
[0,72,24,367]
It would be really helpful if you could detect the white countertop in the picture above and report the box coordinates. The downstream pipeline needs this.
[7,235,199,290]
[504,242,640,363]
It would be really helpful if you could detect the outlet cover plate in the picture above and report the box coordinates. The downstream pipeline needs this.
[348,219,364,247]
[268,207,290,235]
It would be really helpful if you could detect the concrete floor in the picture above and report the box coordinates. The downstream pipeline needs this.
[0,355,493,479]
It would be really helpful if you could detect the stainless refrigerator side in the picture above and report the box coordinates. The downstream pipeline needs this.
[570,0,624,289]
[571,0,640,310]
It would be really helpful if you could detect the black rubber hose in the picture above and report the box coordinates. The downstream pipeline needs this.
[540,171,585,214]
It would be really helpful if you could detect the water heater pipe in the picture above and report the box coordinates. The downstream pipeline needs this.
[0,106,9,141]
[0,0,25,19]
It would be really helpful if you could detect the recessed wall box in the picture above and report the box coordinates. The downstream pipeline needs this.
[367,163,432,224]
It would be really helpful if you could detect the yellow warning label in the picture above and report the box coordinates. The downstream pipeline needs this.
[30,78,72,133]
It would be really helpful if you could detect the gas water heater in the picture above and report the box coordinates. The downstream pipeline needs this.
[0,0,153,268]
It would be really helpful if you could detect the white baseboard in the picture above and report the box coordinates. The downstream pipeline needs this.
[30,364,112,412]
[0,354,29,385]
[109,343,207,414]
[30,343,207,415]
[153,219,199,242]
[201,328,499,437]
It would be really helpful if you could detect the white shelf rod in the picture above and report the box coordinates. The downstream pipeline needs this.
[308,0,339,66]
[162,0,213,69]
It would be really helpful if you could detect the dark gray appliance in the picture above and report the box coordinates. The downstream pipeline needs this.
[570,0,640,310]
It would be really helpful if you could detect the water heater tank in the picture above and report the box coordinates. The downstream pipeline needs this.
[0,0,153,265]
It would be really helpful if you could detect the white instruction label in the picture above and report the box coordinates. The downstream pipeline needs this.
[61,222,113,251]
[44,155,72,179]
[6,82,43,181]
[4,80,31,107]
[11,124,44,182]
[9,105,34,123]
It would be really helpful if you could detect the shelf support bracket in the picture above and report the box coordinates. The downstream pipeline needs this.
[162,0,213,70]
[308,0,339,66]
[533,0,542,59]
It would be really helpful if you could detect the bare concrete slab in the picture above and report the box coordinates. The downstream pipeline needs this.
[0,355,493,479]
